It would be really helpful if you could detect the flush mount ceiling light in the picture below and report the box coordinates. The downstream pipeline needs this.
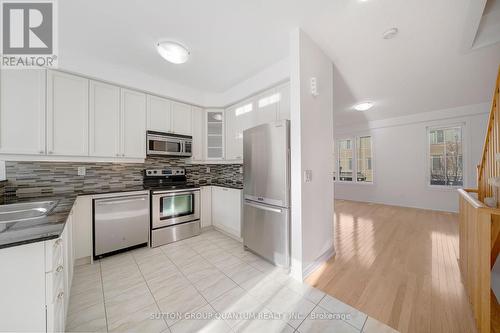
[353,102,374,111]
[382,27,399,39]
[156,41,190,64]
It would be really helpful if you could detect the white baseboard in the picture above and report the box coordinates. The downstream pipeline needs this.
[302,246,336,280]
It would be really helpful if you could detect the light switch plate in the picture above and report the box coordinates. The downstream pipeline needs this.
[206,167,211,173]
[77,167,86,176]
[304,170,313,183]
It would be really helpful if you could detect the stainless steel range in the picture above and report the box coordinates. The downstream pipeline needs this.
[143,168,201,247]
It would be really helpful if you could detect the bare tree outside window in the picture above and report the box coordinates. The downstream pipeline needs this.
[428,127,463,186]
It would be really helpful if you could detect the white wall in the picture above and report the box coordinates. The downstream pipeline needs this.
[60,51,290,108]
[334,103,490,212]
[290,29,335,280]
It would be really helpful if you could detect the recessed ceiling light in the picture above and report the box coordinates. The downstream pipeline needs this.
[382,27,399,39]
[156,41,190,64]
[354,102,374,111]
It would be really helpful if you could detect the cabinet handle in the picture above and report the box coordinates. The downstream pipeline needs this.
[39,150,44,154]
[57,291,64,300]
[122,154,125,157]
[48,151,53,154]
[56,265,64,273]
[116,153,120,157]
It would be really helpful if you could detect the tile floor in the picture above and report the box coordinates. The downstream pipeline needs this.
[66,230,399,333]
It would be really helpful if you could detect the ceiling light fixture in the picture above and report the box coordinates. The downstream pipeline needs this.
[354,102,374,111]
[382,27,399,39]
[156,41,190,64]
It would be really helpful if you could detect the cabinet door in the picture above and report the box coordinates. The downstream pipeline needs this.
[206,110,224,159]
[0,69,46,155]
[201,186,212,228]
[191,106,205,161]
[255,88,279,125]
[47,71,89,156]
[225,106,243,161]
[121,89,146,158]
[147,95,172,133]
[277,82,290,120]
[212,187,241,237]
[0,242,46,332]
[89,81,121,157]
[172,101,192,135]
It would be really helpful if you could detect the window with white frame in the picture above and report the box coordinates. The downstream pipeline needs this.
[335,136,373,183]
[428,126,463,187]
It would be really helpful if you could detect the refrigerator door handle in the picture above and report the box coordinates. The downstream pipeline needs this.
[244,200,283,213]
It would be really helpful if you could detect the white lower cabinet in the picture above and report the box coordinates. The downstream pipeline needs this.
[211,186,242,238]
[201,186,212,228]
[0,209,74,332]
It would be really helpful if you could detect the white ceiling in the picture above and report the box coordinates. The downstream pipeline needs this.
[59,0,500,123]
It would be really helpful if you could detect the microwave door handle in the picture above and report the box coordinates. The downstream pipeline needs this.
[181,141,185,153]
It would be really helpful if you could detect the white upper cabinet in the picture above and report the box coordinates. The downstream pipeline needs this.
[89,81,121,157]
[0,69,46,155]
[255,88,280,125]
[47,71,89,156]
[172,101,192,135]
[206,109,225,160]
[191,106,205,161]
[225,100,254,161]
[277,82,290,120]
[147,95,172,133]
[121,89,146,158]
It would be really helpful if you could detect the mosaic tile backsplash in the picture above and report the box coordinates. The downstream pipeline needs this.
[2,157,243,199]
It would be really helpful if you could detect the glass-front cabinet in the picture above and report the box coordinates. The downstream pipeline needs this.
[206,109,224,160]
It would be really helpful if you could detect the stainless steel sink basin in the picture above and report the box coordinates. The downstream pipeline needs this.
[0,201,58,224]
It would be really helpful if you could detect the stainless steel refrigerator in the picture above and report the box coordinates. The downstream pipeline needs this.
[242,119,290,267]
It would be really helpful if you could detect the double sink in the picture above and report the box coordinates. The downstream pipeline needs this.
[0,201,58,232]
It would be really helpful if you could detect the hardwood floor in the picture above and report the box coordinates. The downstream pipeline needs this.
[305,200,478,333]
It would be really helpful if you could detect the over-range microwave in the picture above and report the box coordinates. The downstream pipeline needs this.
[146,131,192,157]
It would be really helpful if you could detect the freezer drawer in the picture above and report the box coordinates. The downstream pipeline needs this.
[243,200,289,267]
[94,194,149,258]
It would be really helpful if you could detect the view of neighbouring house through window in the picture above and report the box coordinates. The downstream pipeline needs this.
[335,136,373,183]
[428,126,463,186]
[357,136,373,183]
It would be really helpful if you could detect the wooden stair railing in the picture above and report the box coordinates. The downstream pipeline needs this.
[459,66,500,333]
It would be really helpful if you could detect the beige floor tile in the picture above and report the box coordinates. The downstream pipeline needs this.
[285,280,326,304]
[102,271,146,300]
[318,294,367,330]
[194,273,238,300]
[131,246,163,263]
[362,317,399,333]
[66,301,106,332]
[184,266,222,284]
[148,272,191,301]
[100,253,135,270]
[157,285,208,326]
[71,273,103,296]
[234,309,295,333]
[210,286,265,328]
[101,261,140,282]
[108,302,167,333]
[173,254,209,268]
[265,287,316,328]
[224,263,262,285]
[138,259,179,281]
[68,288,104,314]
[169,304,231,333]
[248,258,279,273]
[213,256,244,271]
[105,282,156,326]
[297,307,361,333]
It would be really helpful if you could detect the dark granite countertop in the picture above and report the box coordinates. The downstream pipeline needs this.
[199,183,243,190]
[0,194,77,249]
[0,187,149,250]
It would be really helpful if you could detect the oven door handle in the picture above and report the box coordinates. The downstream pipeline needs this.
[153,190,199,196]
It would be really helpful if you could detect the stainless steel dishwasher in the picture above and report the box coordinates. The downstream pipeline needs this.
[93,194,150,259]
